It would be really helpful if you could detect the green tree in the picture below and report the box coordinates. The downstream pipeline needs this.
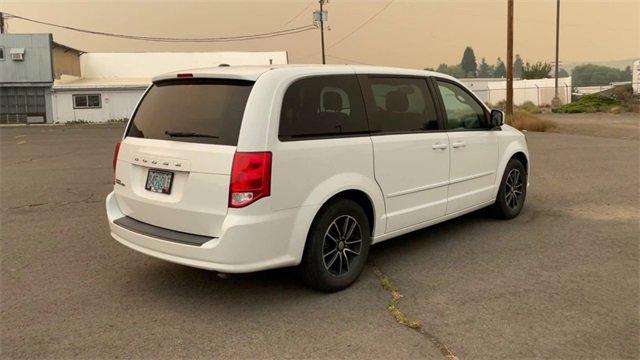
[522,61,553,79]
[557,68,569,77]
[572,64,632,86]
[477,57,495,77]
[460,46,477,77]
[494,57,506,78]
[436,63,466,78]
[514,54,524,78]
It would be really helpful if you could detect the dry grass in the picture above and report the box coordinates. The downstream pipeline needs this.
[508,110,558,132]
[609,106,623,114]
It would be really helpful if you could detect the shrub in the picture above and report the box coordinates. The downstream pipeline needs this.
[65,120,91,125]
[552,94,621,113]
[107,118,129,123]
[508,110,557,132]
[490,100,542,114]
[492,100,506,110]
[519,101,542,114]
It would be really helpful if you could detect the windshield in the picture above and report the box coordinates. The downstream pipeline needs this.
[127,79,254,146]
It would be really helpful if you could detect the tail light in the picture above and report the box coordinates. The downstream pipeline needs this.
[229,152,272,208]
[112,140,121,182]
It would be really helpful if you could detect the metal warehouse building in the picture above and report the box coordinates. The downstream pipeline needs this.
[0,33,82,123]
[51,51,288,123]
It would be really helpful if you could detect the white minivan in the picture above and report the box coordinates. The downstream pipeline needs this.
[107,65,529,291]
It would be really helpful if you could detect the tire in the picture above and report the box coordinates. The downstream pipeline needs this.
[299,199,371,292]
[491,158,527,219]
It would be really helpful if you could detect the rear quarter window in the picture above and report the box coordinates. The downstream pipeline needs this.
[366,77,439,133]
[127,79,254,146]
[278,75,369,140]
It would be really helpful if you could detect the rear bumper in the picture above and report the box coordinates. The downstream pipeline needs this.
[106,192,317,273]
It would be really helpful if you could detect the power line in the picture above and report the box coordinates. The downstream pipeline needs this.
[328,0,396,49]
[3,12,316,42]
[283,0,315,25]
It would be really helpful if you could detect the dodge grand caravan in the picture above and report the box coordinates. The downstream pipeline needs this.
[107,65,529,291]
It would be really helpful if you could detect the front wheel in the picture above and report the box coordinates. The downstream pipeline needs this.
[299,199,371,292]
[491,159,527,219]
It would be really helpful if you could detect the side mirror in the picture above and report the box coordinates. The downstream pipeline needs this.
[490,109,505,128]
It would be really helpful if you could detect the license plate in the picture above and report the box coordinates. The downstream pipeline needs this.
[145,169,174,194]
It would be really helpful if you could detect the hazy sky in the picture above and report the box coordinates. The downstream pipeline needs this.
[1,0,638,69]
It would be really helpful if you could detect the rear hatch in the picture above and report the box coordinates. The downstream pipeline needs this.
[114,78,254,237]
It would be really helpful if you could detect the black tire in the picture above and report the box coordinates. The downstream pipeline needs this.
[299,199,371,292]
[491,158,527,219]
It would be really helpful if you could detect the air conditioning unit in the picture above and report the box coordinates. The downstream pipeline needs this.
[10,48,25,61]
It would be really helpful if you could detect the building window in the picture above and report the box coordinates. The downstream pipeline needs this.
[73,94,101,109]
[0,47,5,61]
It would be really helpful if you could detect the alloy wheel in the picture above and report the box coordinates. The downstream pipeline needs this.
[322,215,363,276]
[505,168,524,210]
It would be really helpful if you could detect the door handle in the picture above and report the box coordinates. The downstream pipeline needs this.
[452,141,466,149]
[432,143,448,150]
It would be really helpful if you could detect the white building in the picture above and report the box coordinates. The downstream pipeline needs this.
[51,51,288,123]
[461,77,572,106]
[633,59,640,95]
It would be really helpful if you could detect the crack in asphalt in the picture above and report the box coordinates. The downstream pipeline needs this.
[4,148,81,166]
[4,194,100,211]
[371,264,459,360]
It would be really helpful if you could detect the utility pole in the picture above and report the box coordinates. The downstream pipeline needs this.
[0,12,5,34]
[506,0,514,117]
[552,0,561,107]
[318,0,326,64]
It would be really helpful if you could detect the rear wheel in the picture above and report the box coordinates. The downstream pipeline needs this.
[491,158,527,219]
[300,199,371,292]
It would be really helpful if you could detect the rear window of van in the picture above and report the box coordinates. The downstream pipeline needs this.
[127,79,254,146]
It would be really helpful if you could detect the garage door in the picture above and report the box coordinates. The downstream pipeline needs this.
[0,87,47,124]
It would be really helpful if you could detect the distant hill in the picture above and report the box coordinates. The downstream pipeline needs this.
[562,58,638,72]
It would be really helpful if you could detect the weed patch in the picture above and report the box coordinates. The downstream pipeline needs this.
[508,110,557,132]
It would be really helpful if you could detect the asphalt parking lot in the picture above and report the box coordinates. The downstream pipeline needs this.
[1,116,639,359]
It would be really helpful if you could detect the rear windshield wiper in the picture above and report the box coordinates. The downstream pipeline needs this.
[165,130,219,139]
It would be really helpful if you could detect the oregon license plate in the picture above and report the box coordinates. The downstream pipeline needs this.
[145,169,174,194]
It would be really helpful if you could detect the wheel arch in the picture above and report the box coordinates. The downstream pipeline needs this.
[493,141,530,198]
[510,151,529,174]
[317,189,377,237]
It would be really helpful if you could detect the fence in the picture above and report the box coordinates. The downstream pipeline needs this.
[461,77,572,107]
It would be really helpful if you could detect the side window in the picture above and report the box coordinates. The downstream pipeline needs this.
[366,77,438,133]
[279,75,368,140]
[436,80,487,130]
